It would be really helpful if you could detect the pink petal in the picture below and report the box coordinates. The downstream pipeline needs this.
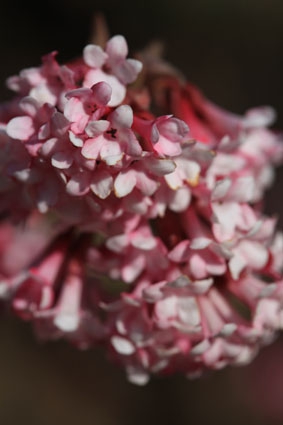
[91,81,112,106]
[81,135,105,159]
[65,87,92,100]
[39,137,58,157]
[116,128,142,157]
[154,135,182,156]
[6,116,34,141]
[100,140,123,164]
[114,59,143,84]
[109,105,133,129]
[155,296,177,322]
[106,35,128,62]
[64,97,88,129]
[168,240,190,262]
[51,112,70,137]
[84,69,126,107]
[66,172,91,196]
[190,254,207,279]
[85,120,110,137]
[30,84,57,106]
[204,251,226,275]
[38,122,50,140]
[54,272,82,332]
[114,170,137,197]
[83,44,108,68]
[145,158,176,176]
[212,202,240,242]
[122,253,145,282]
[19,96,39,117]
[90,170,113,199]
[135,172,158,195]
[158,117,189,142]
[51,151,74,169]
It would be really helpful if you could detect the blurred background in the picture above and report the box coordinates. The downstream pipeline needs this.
[1,0,283,424]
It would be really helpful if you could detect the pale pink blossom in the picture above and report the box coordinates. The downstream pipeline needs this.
[0,33,282,385]
[83,35,142,106]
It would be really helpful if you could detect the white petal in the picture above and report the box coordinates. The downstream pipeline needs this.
[127,369,149,386]
[211,178,231,201]
[190,238,212,250]
[229,255,246,280]
[146,158,176,176]
[191,340,210,356]
[178,297,201,327]
[243,106,276,128]
[169,187,191,212]
[106,235,128,252]
[54,313,80,332]
[30,84,57,105]
[111,336,135,355]
[69,131,84,147]
[131,235,157,250]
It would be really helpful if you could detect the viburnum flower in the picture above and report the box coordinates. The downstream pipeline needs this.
[0,32,283,385]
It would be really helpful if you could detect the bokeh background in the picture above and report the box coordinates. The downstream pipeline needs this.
[1,1,283,424]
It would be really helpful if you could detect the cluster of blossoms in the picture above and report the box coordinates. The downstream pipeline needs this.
[1,34,283,384]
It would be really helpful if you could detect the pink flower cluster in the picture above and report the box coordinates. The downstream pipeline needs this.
[0,34,283,384]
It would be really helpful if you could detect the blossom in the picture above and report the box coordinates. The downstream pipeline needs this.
[0,33,282,385]
[83,35,143,106]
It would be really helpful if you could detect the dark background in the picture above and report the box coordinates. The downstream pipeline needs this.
[1,1,283,424]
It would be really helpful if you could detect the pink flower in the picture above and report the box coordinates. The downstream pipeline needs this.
[83,35,142,106]
[0,32,282,385]
[133,115,189,156]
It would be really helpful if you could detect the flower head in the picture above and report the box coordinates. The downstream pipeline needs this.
[0,33,282,384]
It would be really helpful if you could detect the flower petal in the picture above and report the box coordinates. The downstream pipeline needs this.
[83,44,108,68]
[7,116,34,141]
[114,170,137,197]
